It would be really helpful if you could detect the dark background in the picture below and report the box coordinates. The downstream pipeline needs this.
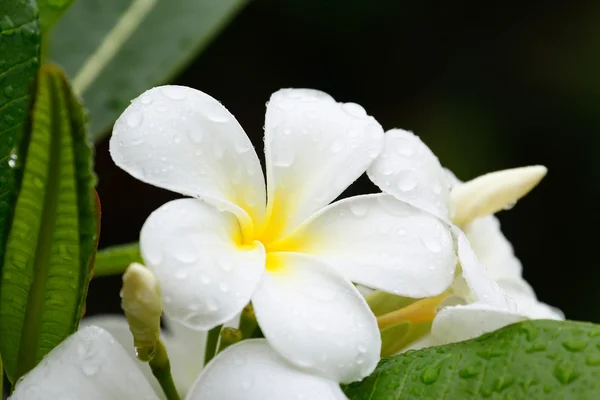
[89,1,600,323]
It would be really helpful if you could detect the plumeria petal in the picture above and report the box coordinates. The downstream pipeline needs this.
[463,216,523,281]
[251,253,380,383]
[279,194,455,297]
[186,340,347,400]
[79,316,162,397]
[262,89,384,242]
[141,199,266,330]
[367,129,451,221]
[455,228,514,310]
[10,326,158,400]
[110,86,266,234]
[431,303,525,344]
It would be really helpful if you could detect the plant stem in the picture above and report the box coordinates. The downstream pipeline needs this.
[149,340,180,400]
[203,325,222,366]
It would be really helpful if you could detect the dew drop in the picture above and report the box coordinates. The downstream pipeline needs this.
[420,367,440,384]
[139,94,153,105]
[562,339,587,352]
[397,176,418,192]
[126,111,143,128]
[357,344,367,353]
[173,135,182,144]
[342,102,367,118]
[161,86,187,100]
[331,140,345,153]
[421,234,442,253]
[81,363,99,376]
[200,275,211,284]
[349,202,369,217]
[205,102,230,123]
[174,269,187,280]
[431,180,443,195]
[272,148,295,167]
[219,282,230,293]
[4,85,14,98]
[189,129,204,143]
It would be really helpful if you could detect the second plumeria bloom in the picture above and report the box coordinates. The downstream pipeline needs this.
[110,87,456,383]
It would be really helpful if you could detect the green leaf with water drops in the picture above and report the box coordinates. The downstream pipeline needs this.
[49,0,248,142]
[0,64,98,383]
[0,0,41,287]
[38,0,76,34]
[94,242,142,277]
[344,320,600,400]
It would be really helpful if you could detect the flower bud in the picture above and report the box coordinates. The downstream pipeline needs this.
[451,165,547,226]
[120,263,162,360]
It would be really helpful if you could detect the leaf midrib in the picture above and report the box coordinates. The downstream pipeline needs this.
[15,73,62,378]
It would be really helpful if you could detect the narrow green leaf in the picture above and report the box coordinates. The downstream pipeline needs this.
[49,0,248,141]
[0,64,98,383]
[38,0,75,34]
[94,242,142,277]
[344,320,600,400]
[0,0,41,291]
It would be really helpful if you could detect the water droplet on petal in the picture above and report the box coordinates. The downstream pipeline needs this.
[126,111,143,128]
[161,86,187,100]
[342,102,367,118]
[205,102,230,123]
[189,129,204,143]
[397,175,418,192]
[331,140,345,153]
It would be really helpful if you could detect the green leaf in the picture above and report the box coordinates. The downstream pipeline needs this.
[38,0,75,34]
[49,0,247,142]
[344,320,600,400]
[0,0,41,283]
[0,64,98,383]
[94,242,142,277]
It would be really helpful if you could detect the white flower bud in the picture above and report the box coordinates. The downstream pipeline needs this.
[451,165,547,226]
[120,263,162,354]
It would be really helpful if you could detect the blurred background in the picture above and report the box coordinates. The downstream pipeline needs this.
[85,1,600,322]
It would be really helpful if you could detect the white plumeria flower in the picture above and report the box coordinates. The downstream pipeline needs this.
[110,86,456,383]
[10,327,347,400]
[367,128,561,348]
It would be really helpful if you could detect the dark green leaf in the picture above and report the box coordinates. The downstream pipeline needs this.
[0,65,98,383]
[38,0,75,34]
[94,242,142,277]
[49,0,247,142]
[345,320,600,400]
[0,0,41,300]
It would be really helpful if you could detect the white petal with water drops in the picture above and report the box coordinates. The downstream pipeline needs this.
[10,326,158,400]
[262,88,384,241]
[464,215,523,281]
[367,129,451,221]
[251,253,380,383]
[141,199,266,330]
[110,85,266,233]
[285,194,455,297]
[432,303,525,345]
[455,228,514,310]
[187,340,347,400]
